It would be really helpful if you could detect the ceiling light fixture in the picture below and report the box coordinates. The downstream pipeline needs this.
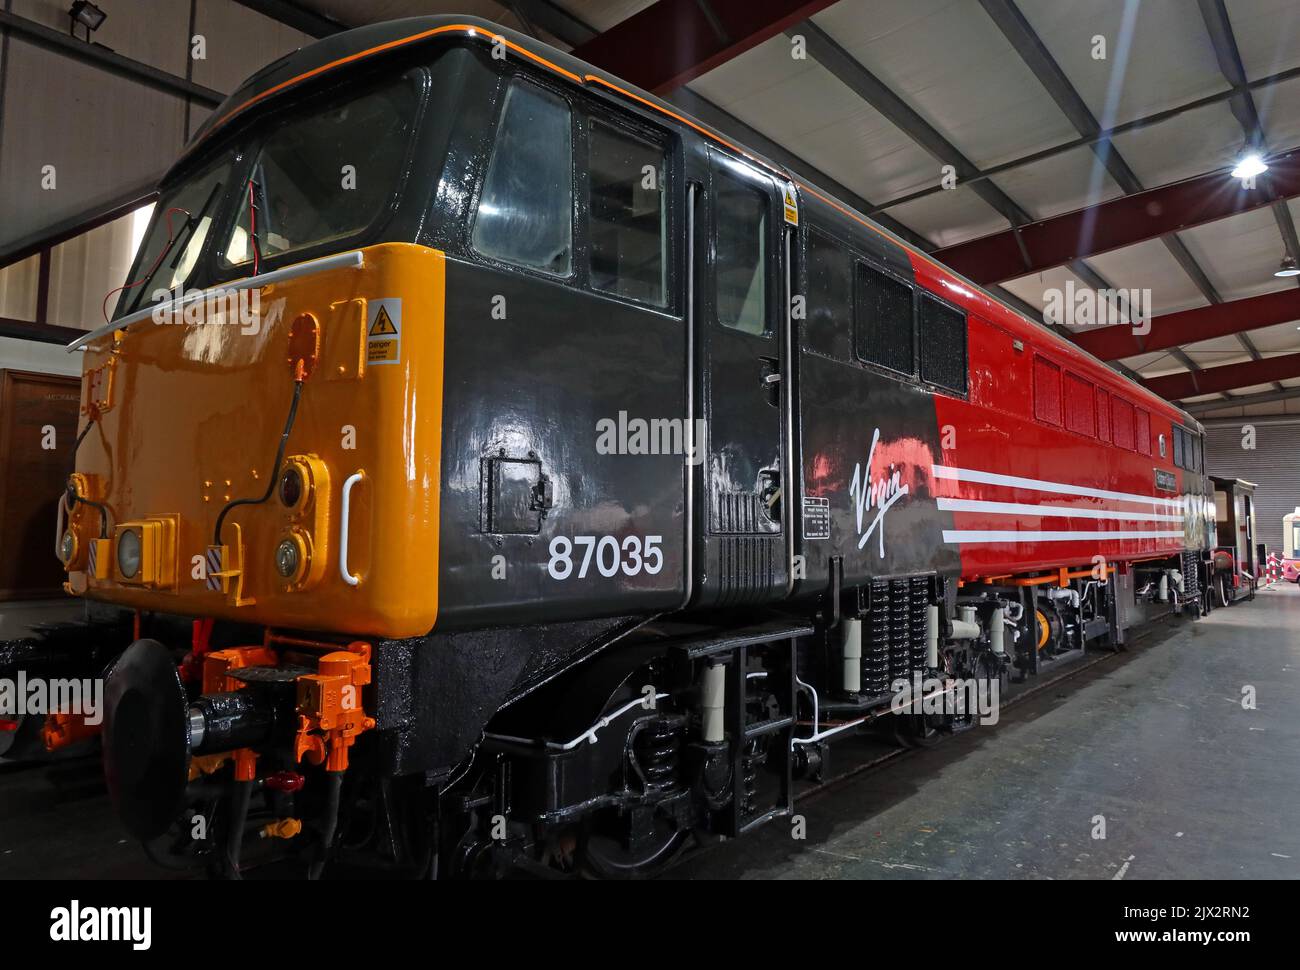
[1231,153,1268,180]
[1275,255,1300,278]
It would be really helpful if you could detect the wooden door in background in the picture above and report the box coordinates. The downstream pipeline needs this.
[0,370,82,600]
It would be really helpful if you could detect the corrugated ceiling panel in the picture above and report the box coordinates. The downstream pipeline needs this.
[812,0,1078,169]
[1119,350,1174,372]
[882,184,1008,248]
[1225,0,1300,79]
[1017,0,1231,127]
[1139,360,1196,379]
[1242,318,1300,353]
[988,145,1124,220]
[1177,207,1294,302]
[1001,264,1088,319]
[1085,238,1211,314]
[1253,73,1300,153]
[688,34,938,205]
[1184,348,1256,368]
[1108,98,1245,185]
[1232,380,1284,396]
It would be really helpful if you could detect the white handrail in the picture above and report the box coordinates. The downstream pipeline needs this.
[67,249,365,352]
[339,471,365,587]
[54,491,69,560]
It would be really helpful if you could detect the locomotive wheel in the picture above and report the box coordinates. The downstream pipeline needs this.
[577,811,690,879]
[946,652,1002,731]
[102,639,192,840]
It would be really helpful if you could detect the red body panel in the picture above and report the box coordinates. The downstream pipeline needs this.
[908,255,1201,578]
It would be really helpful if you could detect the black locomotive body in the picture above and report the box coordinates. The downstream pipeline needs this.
[35,16,1224,878]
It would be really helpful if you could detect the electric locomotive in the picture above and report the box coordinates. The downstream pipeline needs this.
[48,16,1217,877]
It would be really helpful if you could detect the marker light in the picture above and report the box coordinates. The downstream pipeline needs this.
[117,529,142,579]
[279,466,304,508]
[59,531,76,564]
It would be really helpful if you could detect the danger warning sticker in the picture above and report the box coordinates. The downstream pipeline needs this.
[366,299,401,365]
[782,182,799,226]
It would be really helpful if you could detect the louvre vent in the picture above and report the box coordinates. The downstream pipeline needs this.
[714,536,777,607]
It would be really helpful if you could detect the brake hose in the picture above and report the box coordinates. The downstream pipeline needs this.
[212,379,303,546]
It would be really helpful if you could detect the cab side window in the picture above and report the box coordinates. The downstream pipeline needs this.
[587,121,666,306]
[472,81,573,275]
[715,172,768,335]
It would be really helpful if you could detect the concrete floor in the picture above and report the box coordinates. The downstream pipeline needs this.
[672,582,1300,880]
[2,585,1298,879]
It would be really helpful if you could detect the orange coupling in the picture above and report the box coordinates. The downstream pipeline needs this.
[203,645,280,695]
[42,711,101,752]
[261,818,303,840]
[293,642,374,773]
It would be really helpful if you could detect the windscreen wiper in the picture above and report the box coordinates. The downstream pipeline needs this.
[123,180,223,316]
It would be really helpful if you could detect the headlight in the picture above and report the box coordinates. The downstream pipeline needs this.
[117,529,142,579]
[59,531,76,564]
[279,466,304,508]
[275,538,301,578]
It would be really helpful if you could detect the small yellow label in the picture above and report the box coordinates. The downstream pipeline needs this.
[365,299,401,366]
[367,339,399,363]
[782,183,799,226]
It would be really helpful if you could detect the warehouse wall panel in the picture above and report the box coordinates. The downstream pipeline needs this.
[0,38,180,249]
[47,204,146,330]
[12,0,190,75]
[1204,418,1300,557]
[0,253,38,320]
[192,0,312,96]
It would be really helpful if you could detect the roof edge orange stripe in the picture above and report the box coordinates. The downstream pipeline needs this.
[582,74,788,180]
[191,24,581,155]
[189,23,791,185]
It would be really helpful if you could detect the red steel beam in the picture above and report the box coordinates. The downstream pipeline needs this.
[1144,352,1300,400]
[570,0,839,94]
[933,150,1300,285]
[1071,288,1300,361]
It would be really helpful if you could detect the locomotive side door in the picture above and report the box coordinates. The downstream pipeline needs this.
[693,149,790,607]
